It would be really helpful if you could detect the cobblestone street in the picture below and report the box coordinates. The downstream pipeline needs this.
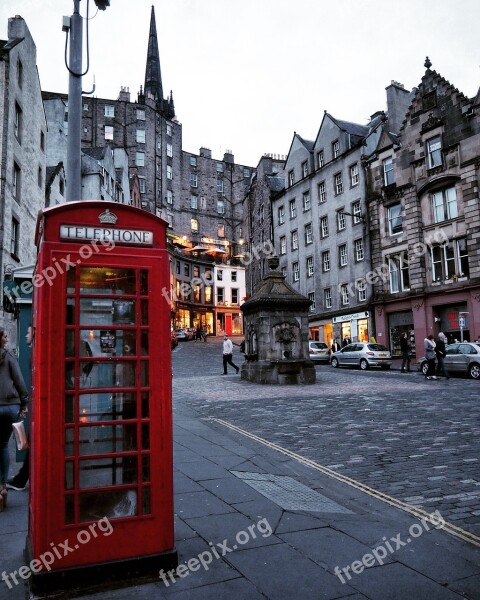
[173,337,480,536]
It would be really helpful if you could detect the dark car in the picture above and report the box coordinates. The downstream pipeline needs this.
[330,342,392,370]
[417,342,480,379]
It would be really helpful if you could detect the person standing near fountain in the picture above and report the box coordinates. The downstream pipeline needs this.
[221,335,239,375]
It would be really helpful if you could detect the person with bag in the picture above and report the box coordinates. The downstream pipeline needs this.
[0,328,28,510]
[423,334,437,380]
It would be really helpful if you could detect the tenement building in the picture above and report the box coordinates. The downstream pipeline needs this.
[365,58,480,354]
[0,16,46,333]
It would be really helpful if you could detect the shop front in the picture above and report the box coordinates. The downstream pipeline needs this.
[332,311,371,345]
[216,308,243,336]
[308,319,333,346]
[388,310,415,357]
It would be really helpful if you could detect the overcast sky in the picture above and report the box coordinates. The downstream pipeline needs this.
[2,0,479,167]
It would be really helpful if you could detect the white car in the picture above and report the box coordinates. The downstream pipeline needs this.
[308,341,331,363]
[331,342,392,370]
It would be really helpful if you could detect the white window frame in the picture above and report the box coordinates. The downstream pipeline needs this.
[278,206,285,225]
[166,190,173,204]
[340,284,350,306]
[308,292,315,312]
[217,179,224,193]
[337,210,346,231]
[432,187,458,223]
[322,250,330,272]
[320,216,329,238]
[303,191,311,211]
[383,157,394,186]
[339,244,348,267]
[318,150,324,168]
[280,236,287,255]
[135,151,145,167]
[324,288,332,309]
[318,181,326,203]
[288,170,295,186]
[291,230,298,251]
[335,173,343,195]
[104,105,115,117]
[388,203,402,235]
[190,194,198,209]
[302,161,308,178]
[333,140,340,159]
[305,223,313,245]
[350,163,359,186]
[354,239,364,262]
[388,252,410,292]
[357,280,367,302]
[167,143,173,158]
[136,109,145,121]
[427,136,442,169]
[217,199,225,214]
[105,125,114,141]
[191,218,199,233]
[166,165,173,180]
[292,262,300,282]
[289,199,297,219]
[190,173,198,188]
[306,256,314,277]
[352,201,362,224]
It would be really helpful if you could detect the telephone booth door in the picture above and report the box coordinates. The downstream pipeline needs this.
[28,202,177,593]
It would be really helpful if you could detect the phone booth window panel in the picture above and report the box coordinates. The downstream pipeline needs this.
[77,392,139,422]
[77,267,138,295]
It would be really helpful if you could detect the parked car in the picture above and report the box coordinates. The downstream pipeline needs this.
[171,329,178,350]
[308,341,330,363]
[175,328,193,341]
[330,342,392,370]
[417,342,480,380]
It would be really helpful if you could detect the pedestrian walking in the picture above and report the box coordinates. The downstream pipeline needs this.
[0,328,29,510]
[331,339,341,353]
[222,335,239,375]
[435,332,450,379]
[400,332,411,373]
[423,334,437,380]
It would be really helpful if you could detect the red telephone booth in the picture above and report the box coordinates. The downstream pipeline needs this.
[27,201,177,593]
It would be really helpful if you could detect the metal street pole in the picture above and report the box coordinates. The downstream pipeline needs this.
[66,0,83,202]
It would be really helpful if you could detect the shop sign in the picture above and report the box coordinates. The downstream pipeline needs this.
[60,225,153,245]
[333,311,369,324]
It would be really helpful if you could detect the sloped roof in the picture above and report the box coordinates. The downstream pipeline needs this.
[333,118,369,138]
[267,175,285,193]
[296,133,315,152]
[83,147,106,161]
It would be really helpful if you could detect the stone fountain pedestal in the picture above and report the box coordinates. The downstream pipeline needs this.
[241,257,316,385]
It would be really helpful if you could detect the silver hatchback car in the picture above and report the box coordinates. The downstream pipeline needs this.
[417,342,480,380]
[330,342,392,370]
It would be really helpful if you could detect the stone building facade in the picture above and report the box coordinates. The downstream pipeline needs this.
[0,16,46,332]
[366,59,480,354]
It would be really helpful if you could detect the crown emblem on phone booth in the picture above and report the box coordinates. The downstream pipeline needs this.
[98,209,118,225]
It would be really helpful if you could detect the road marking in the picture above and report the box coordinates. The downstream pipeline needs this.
[208,417,480,548]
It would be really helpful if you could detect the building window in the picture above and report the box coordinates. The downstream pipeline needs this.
[204,286,212,303]
[324,288,332,309]
[302,161,308,178]
[303,191,311,211]
[176,261,181,275]
[337,210,346,231]
[289,199,297,219]
[184,264,190,277]
[318,181,326,203]
[281,266,287,278]
[339,244,348,267]
[350,163,359,186]
[14,103,22,143]
[105,125,114,141]
[427,136,442,169]
[190,194,198,209]
[205,268,212,281]
[306,256,314,277]
[217,199,225,214]
[383,157,394,186]
[320,216,329,238]
[217,287,224,303]
[166,123,172,136]
[167,143,173,158]
[308,292,315,312]
[334,173,343,195]
[217,270,223,281]
[430,239,469,282]
[231,288,239,305]
[217,223,225,238]
[13,162,21,202]
[166,165,173,180]
[217,179,224,193]
[104,105,114,117]
[322,250,330,272]
[166,213,174,228]
[352,201,362,224]
[280,236,286,255]
[231,271,237,282]
[332,140,340,159]
[243,168,250,178]
[318,150,324,168]
[136,109,145,120]
[136,129,146,143]
[304,223,313,245]
[291,230,298,251]
[354,239,364,262]
[278,205,285,225]
[216,162,223,173]
[11,218,19,257]
[357,280,367,302]
[190,156,197,167]
[136,152,145,166]
[432,187,458,223]
[190,173,198,187]
[387,203,402,235]
[191,218,199,233]
[166,190,173,204]
[83,103,89,112]
[288,170,295,186]
[389,252,410,292]
[17,58,23,87]
[340,284,350,306]
[293,262,300,282]
[138,178,146,193]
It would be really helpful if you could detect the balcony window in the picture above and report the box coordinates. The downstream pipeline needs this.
[432,187,458,223]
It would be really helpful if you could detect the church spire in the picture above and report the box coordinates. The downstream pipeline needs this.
[144,6,164,110]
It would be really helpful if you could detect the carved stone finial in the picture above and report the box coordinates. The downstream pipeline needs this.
[268,255,280,271]
[424,56,432,69]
